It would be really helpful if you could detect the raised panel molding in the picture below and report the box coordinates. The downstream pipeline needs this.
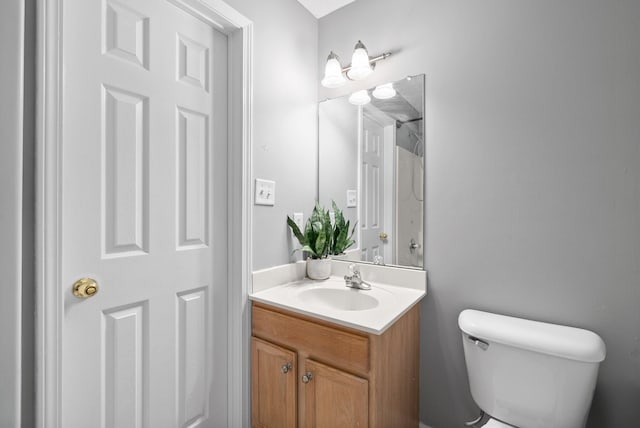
[176,33,209,91]
[371,164,379,227]
[102,302,149,428]
[176,107,210,249]
[102,85,149,258]
[176,288,210,428]
[365,128,380,154]
[374,133,381,156]
[362,162,369,229]
[104,0,150,69]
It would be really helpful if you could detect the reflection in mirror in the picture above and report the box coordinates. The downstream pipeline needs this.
[319,75,425,269]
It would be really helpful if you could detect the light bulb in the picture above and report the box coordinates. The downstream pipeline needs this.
[346,40,373,81]
[321,51,346,88]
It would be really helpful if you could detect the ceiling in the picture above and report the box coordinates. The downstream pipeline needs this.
[296,0,356,18]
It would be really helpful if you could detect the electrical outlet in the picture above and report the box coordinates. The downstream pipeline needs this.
[347,189,357,208]
[292,212,304,230]
[255,178,275,206]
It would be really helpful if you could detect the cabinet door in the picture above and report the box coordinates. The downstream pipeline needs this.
[252,337,297,428]
[302,359,368,428]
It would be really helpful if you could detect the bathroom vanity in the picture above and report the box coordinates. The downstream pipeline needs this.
[250,262,426,428]
[251,69,428,427]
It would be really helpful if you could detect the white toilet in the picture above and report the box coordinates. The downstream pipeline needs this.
[458,309,606,428]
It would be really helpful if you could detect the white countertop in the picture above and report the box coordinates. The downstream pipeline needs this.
[249,275,426,335]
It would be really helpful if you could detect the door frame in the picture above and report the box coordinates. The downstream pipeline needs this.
[35,0,254,426]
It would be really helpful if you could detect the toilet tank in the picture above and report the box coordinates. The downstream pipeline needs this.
[459,310,606,428]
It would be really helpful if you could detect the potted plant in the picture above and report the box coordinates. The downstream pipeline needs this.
[287,202,358,280]
[287,203,333,279]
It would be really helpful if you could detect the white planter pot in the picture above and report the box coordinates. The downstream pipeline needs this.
[306,257,331,280]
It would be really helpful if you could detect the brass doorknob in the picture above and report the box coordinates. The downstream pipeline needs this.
[379,232,388,240]
[73,278,99,298]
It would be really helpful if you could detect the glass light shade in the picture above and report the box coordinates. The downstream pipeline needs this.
[348,90,371,106]
[347,41,373,80]
[372,83,396,99]
[321,52,346,88]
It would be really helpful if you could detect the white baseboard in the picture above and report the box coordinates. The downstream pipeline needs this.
[419,423,433,428]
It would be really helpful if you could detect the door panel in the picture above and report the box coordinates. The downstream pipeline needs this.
[61,0,228,426]
[251,338,297,428]
[102,85,149,257]
[103,302,148,428]
[177,288,210,427]
[176,107,210,249]
[302,359,368,428]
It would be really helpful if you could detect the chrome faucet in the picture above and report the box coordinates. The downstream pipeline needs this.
[344,264,372,290]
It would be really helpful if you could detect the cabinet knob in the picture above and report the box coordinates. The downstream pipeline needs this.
[281,362,293,374]
[302,371,314,384]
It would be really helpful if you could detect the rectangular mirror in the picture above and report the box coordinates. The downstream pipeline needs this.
[319,74,425,269]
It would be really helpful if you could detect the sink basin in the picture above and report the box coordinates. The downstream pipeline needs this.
[298,288,379,311]
[249,272,426,334]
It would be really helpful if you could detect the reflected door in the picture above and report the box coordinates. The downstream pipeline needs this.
[360,117,385,262]
[61,0,228,426]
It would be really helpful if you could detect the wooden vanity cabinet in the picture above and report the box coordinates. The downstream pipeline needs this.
[251,302,420,428]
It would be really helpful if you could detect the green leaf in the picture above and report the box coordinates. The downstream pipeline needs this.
[301,245,318,258]
[286,215,306,245]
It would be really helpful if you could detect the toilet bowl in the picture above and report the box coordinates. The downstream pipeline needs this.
[459,309,606,428]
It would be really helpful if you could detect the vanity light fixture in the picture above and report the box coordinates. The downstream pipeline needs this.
[348,89,371,106]
[372,82,396,99]
[321,40,392,88]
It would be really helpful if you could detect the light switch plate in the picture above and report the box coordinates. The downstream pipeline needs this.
[255,178,276,206]
[346,189,357,208]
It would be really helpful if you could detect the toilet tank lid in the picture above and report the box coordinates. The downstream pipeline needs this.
[458,309,606,363]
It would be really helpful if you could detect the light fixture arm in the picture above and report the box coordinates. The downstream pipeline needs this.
[341,52,392,75]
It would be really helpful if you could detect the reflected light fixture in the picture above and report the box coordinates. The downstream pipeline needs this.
[321,40,391,88]
[372,82,396,99]
[348,89,371,106]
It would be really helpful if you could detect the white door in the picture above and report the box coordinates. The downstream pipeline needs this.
[360,116,385,262]
[61,0,228,426]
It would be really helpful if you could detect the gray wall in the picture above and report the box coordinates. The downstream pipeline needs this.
[0,1,24,427]
[318,97,359,237]
[225,0,319,271]
[319,1,640,427]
